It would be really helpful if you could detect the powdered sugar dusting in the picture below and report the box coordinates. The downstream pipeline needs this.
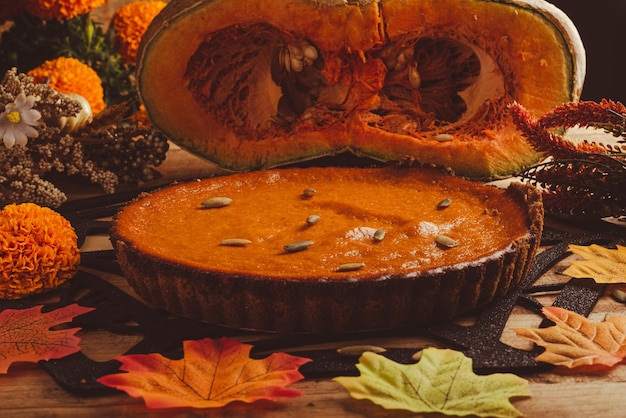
[341,248,359,256]
[345,226,377,241]
[265,172,282,184]
[418,221,439,236]
[418,219,465,237]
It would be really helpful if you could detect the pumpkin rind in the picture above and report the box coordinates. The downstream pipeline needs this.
[137,0,584,177]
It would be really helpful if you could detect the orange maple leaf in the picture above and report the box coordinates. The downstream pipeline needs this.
[97,337,311,409]
[514,306,626,371]
[0,304,95,373]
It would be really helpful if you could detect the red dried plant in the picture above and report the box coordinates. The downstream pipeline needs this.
[509,100,626,220]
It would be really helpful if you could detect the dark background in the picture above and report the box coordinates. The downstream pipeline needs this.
[550,1,626,103]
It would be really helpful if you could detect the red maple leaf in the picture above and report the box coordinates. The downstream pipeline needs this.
[0,304,95,373]
[97,337,311,409]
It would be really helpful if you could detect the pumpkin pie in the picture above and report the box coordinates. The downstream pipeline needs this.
[110,166,543,333]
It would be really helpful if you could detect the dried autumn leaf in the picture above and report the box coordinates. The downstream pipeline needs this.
[563,244,626,283]
[97,337,311,409]
[334,347,530,418]
[514,306,626,371]
[0,304,95,373]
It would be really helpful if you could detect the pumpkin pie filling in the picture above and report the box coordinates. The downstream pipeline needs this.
[115,167,527,277]
[111,166,543,332]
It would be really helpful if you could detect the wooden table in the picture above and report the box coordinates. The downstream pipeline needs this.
[2,130,625,418]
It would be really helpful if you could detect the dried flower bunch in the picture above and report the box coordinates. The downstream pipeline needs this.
[510,100,626,220]
[0,68,168,208]
[0,1,171,208]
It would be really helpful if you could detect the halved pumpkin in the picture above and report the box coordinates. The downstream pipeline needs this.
[137,0,585,178]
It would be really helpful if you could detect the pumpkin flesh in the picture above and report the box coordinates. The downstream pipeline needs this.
[137,0,584,177]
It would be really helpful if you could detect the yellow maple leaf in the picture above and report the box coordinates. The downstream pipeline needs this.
[334,348,530,417]
[563,244,626,283]
[514,306,626,371]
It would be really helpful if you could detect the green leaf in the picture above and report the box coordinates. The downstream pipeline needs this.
[334,348,530,418]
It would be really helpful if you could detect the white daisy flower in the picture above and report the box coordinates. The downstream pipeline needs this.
[0,93,42,148]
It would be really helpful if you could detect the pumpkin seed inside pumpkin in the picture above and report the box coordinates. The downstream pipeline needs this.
[432,133,454,142]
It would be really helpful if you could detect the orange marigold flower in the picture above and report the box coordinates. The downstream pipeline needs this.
[25,0,107,21]
[112,1,166,64]
[130,103,152,126]
[0,203,80,300]
[28,57,106,114]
